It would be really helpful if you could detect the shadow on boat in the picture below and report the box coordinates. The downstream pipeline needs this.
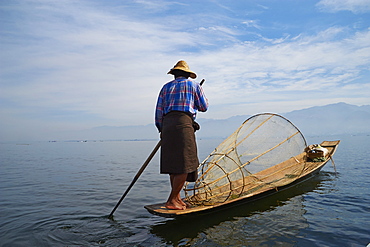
[149,170,337,245]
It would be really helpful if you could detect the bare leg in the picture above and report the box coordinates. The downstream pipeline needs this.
[170,174,187,207]
[166,173,188,210]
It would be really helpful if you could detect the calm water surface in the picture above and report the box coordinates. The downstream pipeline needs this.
[0,135,369,246]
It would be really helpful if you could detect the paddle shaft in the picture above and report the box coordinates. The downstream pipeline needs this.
[108,140,161,219]
[108,78,205,219]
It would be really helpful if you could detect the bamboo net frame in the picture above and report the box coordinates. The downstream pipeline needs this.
[184,113,307,205]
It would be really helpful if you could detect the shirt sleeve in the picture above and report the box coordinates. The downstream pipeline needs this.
[195,83,208,112]
[155,88,164,132]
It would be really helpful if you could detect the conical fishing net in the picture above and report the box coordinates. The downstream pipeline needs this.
[184,113,307,205]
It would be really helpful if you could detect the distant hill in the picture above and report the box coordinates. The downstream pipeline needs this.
[197,102,370,138]
[283,102,370,136]
[196,115,249,139]
[69,102,370,141]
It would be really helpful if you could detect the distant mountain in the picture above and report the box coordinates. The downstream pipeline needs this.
[197,102,370,138]
[71,102,370,141]
[196,115,249,139]
[283,102,370,136]
[72,124,159,141]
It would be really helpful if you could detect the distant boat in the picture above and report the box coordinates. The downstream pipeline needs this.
[145,113,340,217]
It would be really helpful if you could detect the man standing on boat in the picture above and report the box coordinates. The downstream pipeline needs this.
[155,60,208,210]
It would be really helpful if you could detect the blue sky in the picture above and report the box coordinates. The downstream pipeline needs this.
[1,0,370,141]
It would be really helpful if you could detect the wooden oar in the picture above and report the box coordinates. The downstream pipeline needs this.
[108,140,161,219]
[108,78,205,219]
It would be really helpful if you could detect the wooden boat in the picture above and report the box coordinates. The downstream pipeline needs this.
[145,113,340,218]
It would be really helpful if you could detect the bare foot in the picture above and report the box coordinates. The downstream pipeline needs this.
[182,201,191,208]
[165,201,186,210]
[175,192,190,207]
[176,196,187,207]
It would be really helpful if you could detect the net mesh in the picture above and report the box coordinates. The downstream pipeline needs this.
[184,113,307,205]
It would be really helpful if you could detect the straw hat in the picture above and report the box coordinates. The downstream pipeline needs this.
[167,60,197,79]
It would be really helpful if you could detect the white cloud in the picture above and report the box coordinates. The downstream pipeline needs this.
[192,27,370,118]
[242,20,261,30]
[1,0,370,141]
[317,0,370,13]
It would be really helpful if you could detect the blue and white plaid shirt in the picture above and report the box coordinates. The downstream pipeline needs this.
[155,77,208,132]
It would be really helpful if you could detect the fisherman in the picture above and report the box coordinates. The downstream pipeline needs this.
[155,60,208,210]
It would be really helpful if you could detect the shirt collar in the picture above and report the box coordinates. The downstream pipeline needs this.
[175,77,187,82]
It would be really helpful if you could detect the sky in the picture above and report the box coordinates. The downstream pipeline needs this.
[1,0,370,141]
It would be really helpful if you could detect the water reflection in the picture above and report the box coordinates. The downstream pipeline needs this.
[150,172,335,246]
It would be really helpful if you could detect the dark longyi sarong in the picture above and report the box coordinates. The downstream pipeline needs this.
[160,111,199,182]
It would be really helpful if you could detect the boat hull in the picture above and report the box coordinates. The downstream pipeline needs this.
[144,140,340,218]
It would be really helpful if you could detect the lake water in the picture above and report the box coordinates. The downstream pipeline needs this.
[0,134,369,246]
